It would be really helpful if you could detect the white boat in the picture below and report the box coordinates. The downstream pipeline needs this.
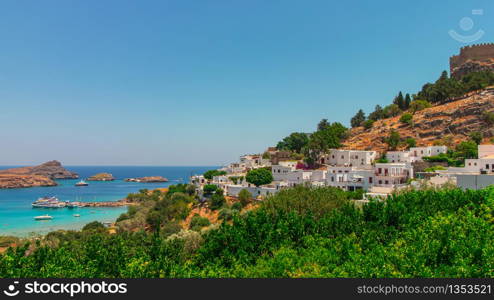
[73,214,80,217]
[34,215,53,221]
[75,180,88,187]
[32,196,66,208]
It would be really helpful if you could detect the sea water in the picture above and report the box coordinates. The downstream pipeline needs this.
[0,166,214,237]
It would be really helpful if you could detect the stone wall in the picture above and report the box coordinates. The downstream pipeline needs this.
[450,43,494,79]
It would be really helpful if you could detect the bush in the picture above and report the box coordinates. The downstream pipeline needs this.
[483,111,494,125]
[218,208,234,222]
[363,119,374,130]
[385,130,401,150]
[399,113,413,125]
[238,189,252,207]
[203,184,218,196]
[189,215,211,231]
[409,100,431,113]
[203,170,227,180]
[261,186,349,219]
[231,202,243,211]
[116,213,130,222]
[82,221,106,232]
[209,189,226,210]
[424,165,447,172]
[469,131,483,145]
[405,138,416,148]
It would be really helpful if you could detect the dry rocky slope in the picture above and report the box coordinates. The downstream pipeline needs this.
[344,87,494,153]
[0,160,77,189]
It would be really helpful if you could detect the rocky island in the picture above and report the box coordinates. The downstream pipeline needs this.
[0,160,78,189]
[87,173,115,181]
[124,176,168,183]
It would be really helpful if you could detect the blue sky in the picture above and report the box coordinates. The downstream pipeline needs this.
[0,0,492,166]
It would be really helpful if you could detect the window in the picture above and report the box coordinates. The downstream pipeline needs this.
[487,164,490,169]
[385,180,389,184]
[369,177,373,183]
[378,180,382,184]
[331,177,334,182]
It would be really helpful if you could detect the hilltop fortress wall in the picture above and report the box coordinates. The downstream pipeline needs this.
[450,43,494,79]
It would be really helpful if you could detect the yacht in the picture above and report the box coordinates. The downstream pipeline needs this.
[34,215,53,221]
[73,214,81,217]
[75,180,89,186]
[32,196,66,208]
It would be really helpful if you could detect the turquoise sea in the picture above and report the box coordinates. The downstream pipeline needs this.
[0,166,214,237]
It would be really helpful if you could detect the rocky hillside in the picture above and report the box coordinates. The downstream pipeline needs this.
[0,160,78,179]
[0,174,56,189]
[344,87,494,152]
[0,160,77,189]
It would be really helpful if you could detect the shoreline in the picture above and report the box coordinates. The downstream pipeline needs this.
[0,206,127,238]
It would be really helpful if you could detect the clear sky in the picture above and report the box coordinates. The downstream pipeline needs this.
[0,0,492,166]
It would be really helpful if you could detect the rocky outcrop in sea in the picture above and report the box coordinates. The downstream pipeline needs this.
[124,176,168,183]
[87,173,115,181]
[0,160,77,189]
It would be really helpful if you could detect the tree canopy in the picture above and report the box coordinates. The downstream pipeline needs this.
[245,168,274,187]
[276,132,309,153]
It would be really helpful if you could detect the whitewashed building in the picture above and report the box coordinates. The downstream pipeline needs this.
[320,149,377,166]
[326,166,374,191]
[409,146,448,161]
[386,151,415,163]
[271,161,298,181]
[374,163,413,188]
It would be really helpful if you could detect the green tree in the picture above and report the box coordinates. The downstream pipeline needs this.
[383,104,402,118]
[276,132,309,153]
[368,105,385,121]
[246,168,273,187]
[317,119,331,131]
[393,91,405,110]
[209,189,226,210]
[404,93,412,109]
[386,130,401,150]
[238,189,252,207]
[409,100,431,114]
[454,141,478,159]
[203,170,227,180]
[405,137,416,148]
[469,131,483,145]
[203,184,218,196]
[350,109,366,128]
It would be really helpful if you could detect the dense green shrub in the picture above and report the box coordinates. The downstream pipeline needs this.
[189,215,211,231]
[238,189,252,207]
[399,113,413,125]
